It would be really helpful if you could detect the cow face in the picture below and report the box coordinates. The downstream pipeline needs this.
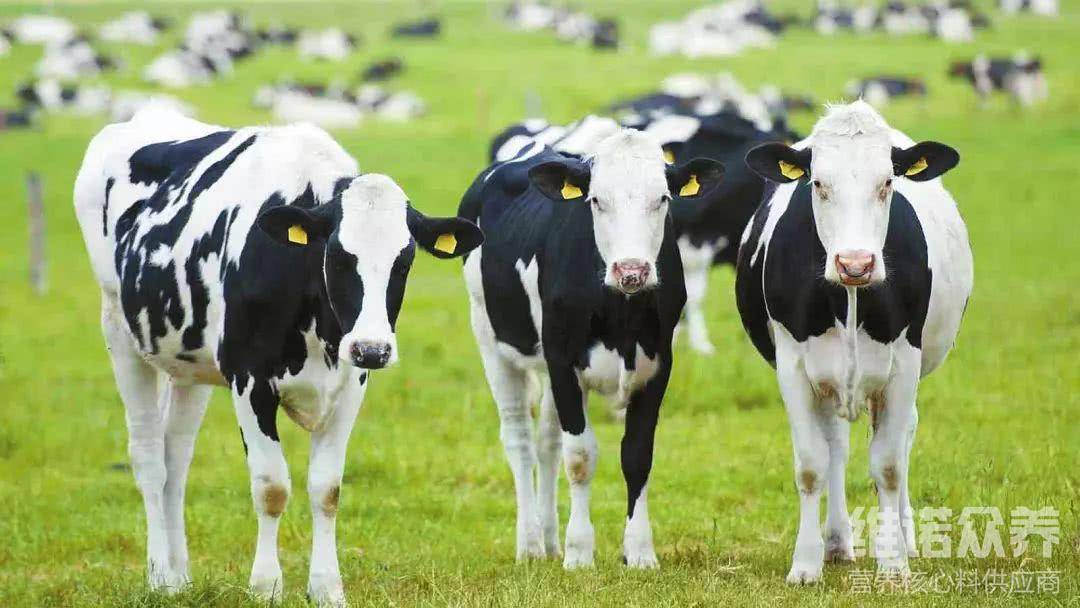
[529,130,723,295]
[257,174,483,369]
[746,102,958,287]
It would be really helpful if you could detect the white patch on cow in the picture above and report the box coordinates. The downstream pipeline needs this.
[494,134,537,162]
[643,114,701,145]
[334,174,412,366]
[484,140,544,183]
[514,256,543,349]
[587,130,670,291]
[806,101,894,285]
[149,244,172,268]
[553,115,619,156]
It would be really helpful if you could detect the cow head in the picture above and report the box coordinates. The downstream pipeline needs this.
[257,174,483,369]
[746,101,958,287]
[528,129,724,295]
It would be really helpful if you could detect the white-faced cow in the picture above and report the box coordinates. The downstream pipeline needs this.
[73,108,481,605]
[490,110,794,355]
[736,101,972,582]
[459,130,723,568]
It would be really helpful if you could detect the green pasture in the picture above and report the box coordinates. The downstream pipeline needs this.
[0,1,1076,606]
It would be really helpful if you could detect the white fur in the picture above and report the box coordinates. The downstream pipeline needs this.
[99,11,162,45]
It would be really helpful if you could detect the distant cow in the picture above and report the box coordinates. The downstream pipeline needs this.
[459,130,723,567]
[99,11,169,45]
[392,18,441,38]
[74,108,482,605]
[737,100,972,583]
[948,54,1048,106]
[17,78,110,115]
[846,76,927,107]
[1000,0,1058,16]
[361,57,405,82]
[36,36,119,80]
[298,28,358,61]
[8,14,76,45]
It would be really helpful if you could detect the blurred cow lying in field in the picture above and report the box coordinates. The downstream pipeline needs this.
[74,107,482,605]
[738,100,972,583]
[144,47,232,88]
[649,0,780,58]
[948,53,1048,107]
[1000,0,1058,15]
[254,81,427,128]
[460,128,721,567]
[6,14,76,45]
[36,35,119,80]
[17,78,110,115]
[846,76,927,107]
[361,57,405,82]
[504,2,619,49]
[392,17,441,38]
[298,28,358,61]
[99,11,169,45]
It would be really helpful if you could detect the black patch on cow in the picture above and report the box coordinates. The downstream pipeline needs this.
[102,177,115,236]
[128,130,235,187]
[189,135,257,201]
[735,182,932,367]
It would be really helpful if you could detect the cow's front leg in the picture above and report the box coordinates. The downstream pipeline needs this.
[620,366,669,569]
[550,365,596,569]
[162,381,213,585]
[233,381,290,601]
[870,347,920,575]
[536,382,563,557]
[777,346,829,584]
[822,413,854,562]
[899,406,919,558]
[306,373,365,607]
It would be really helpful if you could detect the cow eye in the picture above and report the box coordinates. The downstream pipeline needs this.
[660,194,672,204]
[588,196,601,210]
[885,178,893,188]
[812,180,822,188]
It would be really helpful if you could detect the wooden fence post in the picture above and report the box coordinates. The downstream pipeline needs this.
[26,172,47,296]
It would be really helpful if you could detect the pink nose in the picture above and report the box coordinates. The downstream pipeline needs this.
[835,250,875,285]
[612,259,651,294]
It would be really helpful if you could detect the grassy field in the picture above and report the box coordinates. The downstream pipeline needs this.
[0,1,1077,606]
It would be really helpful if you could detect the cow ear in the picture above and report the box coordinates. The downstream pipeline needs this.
[892,141,959,181]
[406,207,484,259]
[528,161,591,201]
[256,205,334,247]
[667,157,725,199]
[745,142,811,183]
[661,142,684,165]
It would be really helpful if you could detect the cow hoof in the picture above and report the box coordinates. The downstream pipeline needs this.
[249,573,284,602]
[624,552,660,569]
[148,565,189,595]
[562,553,594,569]
[307,581,346,607]
[786,563,823,585]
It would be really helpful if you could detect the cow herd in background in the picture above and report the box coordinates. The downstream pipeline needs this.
[0,10,433,130]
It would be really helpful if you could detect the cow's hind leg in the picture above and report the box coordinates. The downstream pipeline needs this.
[678,240,716,355]
[306,374,365,607]
[101,297,178,591]
[899,406,919,558]
[233,382,291,600]
[162,381,212,586]
[822,414,854,563]
[536,381,562,557]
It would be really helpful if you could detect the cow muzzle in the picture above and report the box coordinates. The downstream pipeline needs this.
[611,259,652,295]
[348,340,393,369]
[835,250,876,287]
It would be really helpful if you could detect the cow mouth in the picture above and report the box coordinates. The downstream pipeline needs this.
[839,274,872,287]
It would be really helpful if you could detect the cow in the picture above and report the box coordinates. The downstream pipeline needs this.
[17,78,111,115]
[73,108,482,605]
[361,57,405,82]
[489,110,793,355]
[1000,0,1058,16]
[99,11,169,45]
[736,100,972,582]
[297,28,358,62]
[144,47,231,88]
[948,54,1048,107]
[458,129,724,568]
[392,18,441,38]
[845,76,927,108]
[36,35,119,80]
[7,14,77,45]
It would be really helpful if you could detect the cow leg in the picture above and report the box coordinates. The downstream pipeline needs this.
[677,239,715,355]
[478,347,543,560]
[306,374,365,607]
[549,366,596,569]
[777,346,829,584]
[898,405,919,558]
[162,381,212,586]
[233,382,290,600]
[822,413,854,562]
[101,298,177,591]
[536,381,562,557]
[869,347,920,574]
[620,367,669,569]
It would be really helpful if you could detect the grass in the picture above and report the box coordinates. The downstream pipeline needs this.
[0,1,1077,606]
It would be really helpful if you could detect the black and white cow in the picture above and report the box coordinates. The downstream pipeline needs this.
[490,110,793,354]
[99,11,170,45]
[459,130,723,567]
[846,76,927,108]
[74,108,482,605]
[948,54,1048,107]
[361,57,405,82]
[1000,0,1058,16]
[736,101,972,582]
[392,17,441,38]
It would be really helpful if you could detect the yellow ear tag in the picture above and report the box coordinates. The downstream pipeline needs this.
[778,160,804,180]
[663,149,675,164]
[287,224,308,245]
[679,174,701,197]
[434,233,457,255]
[561,180,583,199]
[905,157,928,177]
